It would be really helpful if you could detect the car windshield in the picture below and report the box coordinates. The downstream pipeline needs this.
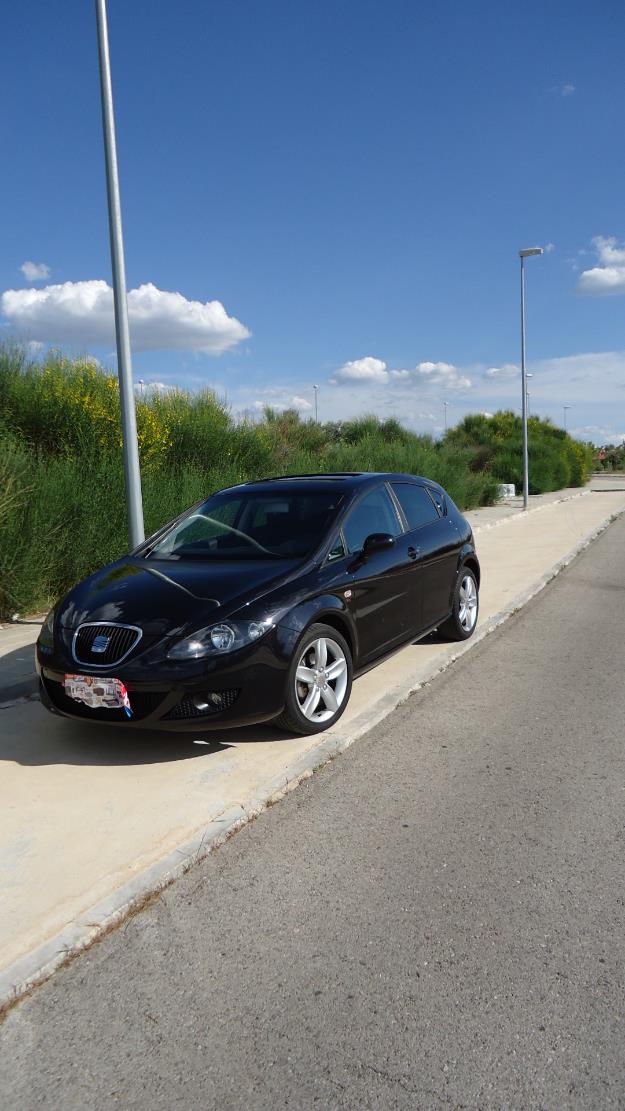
[145,488,345,560]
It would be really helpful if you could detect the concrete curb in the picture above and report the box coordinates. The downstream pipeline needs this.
[2,499,624,1016]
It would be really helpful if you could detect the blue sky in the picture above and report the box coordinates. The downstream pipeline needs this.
[2,0,625,442]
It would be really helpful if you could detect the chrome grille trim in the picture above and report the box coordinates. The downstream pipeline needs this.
[72,622,143,668]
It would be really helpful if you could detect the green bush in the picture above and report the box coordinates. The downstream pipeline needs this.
[445,410,592,495]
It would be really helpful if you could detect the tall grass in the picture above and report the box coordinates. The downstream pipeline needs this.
[0,347,591,616]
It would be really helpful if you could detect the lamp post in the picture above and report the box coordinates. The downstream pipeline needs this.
[563,404,571,431]
[95,0,144,547]
[519,247,544,509]
[443,400,449,431]
[526,372,533,418]
[313,384,319,422]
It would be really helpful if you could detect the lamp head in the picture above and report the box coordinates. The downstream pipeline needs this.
[519,247,544,257]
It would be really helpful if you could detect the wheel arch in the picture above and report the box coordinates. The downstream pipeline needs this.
[313,610,355,662]
[277,596,359,666]
[461,554,481,587]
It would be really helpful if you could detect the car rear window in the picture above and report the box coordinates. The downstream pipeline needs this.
[391,483,441,530]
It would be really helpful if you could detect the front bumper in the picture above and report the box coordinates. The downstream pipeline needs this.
[37,632,291,731]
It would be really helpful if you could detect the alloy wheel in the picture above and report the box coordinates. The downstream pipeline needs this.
[458,574,478,632]
[294,636,349,724]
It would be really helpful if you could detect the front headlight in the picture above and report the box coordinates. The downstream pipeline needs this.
[167,618,274,660]
[38,606,57,650]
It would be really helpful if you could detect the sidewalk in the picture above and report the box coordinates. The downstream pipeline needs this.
[0,482,599,704]
[2,480,625,1010]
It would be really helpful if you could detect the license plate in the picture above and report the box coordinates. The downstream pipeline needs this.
[64,674,132,714]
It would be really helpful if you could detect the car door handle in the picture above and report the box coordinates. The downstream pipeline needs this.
[408,546,420,560]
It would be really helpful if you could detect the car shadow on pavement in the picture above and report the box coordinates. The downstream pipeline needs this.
[0,645,38,703]
[0,700,294,767]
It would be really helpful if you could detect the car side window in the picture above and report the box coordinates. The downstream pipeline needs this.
[342,486,402,554]
[391,483,441,530]
[327,535,346,561]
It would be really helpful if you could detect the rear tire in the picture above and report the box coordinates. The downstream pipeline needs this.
[274,622,353,735]
[439,567,479,641]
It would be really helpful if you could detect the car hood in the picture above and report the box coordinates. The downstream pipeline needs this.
[57,556,301,637]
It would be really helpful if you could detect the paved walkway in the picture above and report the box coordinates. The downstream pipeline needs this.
[2,481,625,1007]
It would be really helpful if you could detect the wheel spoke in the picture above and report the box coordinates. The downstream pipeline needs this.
[302,687,321,718]
[314,639,328,668]
[296,665,316,684]
[325,657,347,681]
[320,684,338,712]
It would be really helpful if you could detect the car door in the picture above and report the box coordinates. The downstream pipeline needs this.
[341,484,419,663]
[390,482,461,632]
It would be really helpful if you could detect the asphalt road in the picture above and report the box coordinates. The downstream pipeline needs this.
[2,516,625,1110]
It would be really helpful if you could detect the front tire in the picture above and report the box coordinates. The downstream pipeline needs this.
[439,567,479,641]
[275,622,353,735]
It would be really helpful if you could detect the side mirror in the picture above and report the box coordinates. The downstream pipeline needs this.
[362,532,396,557]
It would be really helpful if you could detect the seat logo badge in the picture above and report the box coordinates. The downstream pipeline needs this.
[92,634,110,654]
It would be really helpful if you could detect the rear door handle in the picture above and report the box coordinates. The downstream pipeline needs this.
[408,546,420,560]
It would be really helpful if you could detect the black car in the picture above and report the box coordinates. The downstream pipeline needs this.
[37,472,480,735]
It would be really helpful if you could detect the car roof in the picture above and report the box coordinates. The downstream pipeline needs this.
[225,472,445,495]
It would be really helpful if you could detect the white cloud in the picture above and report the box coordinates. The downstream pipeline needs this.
[570,425,625,446]
[250,388,313,414]
[20,260,50,281]
[289,395,313,409]
[544,242,556,253]
[332,357,471,391]
[485,362,519,379]
[413,360,471,390]
[560,83,575,96]
[134,380,174,394]
[576,236,625,296]
[1,279,250,353]
[334,356,389,384]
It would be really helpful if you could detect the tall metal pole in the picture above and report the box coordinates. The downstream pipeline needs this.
[443,400,449,431]
[313,384,319,422]
[96,0,144,547]
[563,405,570,431]
[520,255,529,509]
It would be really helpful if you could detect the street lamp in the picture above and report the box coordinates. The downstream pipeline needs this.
[443,400,449,431]
[519,246,544,508]
[563,404,571,431]
[313,384,319,422]
[96,0,144,546]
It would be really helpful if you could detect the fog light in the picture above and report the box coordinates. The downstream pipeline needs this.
[192,692,224,711]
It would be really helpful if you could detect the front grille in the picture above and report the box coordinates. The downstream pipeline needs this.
[73,623,142,667]
[164,689,240,720]
[44,678,165,722]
